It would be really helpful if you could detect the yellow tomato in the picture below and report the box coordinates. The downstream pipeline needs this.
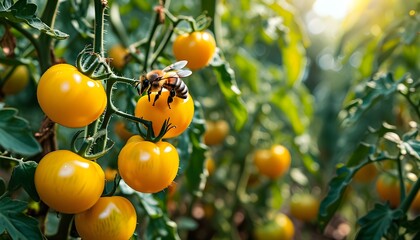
[254,213,295,240]
[253,145,291,179]
[75,196,137,240]
[108,44,128,70]
[1,65,29,95]
[290,193,320,222]
[203,120,230,146]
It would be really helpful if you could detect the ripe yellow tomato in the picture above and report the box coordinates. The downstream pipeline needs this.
[205,158,216,175]
[134,90,194,139]
[353,163,378,183]
[173,31,216,70]
[1,65,29,95]
[290,193,320,222]
[108,44,128,70]
[203,120,230,146]
[104,167,118,181]
[254,213,295,240]
[375,173,408,208]
[75,196,137,240]
[34,150,105,214]
[37,64,107,128]
[118,139,179,193]
[253,145,291,179]
[114,120,135,142]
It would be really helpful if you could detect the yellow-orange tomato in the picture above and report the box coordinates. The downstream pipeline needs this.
[134,90,194,139]
[75,196,137,240]
[290,193,320,222]
[375,173,408,208]
[353,163,378,183]
[118,139,179,193]
[253,145,291,179]
[205,158,216,175]
[108,44,128,70]
[173,31,216,70]
[104,167,118,181]
[37,64,107,128]
[1,65,29,95]
[203,120,230,146]
[34,150,105,214]
[254,213,294,240]
[114,121,135,142]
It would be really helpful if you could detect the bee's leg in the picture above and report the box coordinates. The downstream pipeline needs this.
[153,88,163,106]
[147,89,151,102]
[167,89,176,109]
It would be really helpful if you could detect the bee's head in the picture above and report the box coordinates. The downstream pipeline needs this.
[138,74,150,94]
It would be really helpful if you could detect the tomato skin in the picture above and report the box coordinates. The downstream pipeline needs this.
[290,193,320,222]
[134,90,194,139]
[375,173,407,208]
[354,163,378,183]
[37,64,107,128]
[253,145,291,179]
[1,65,29,95]
[75,196,137,240]
[34,150,105,214]
[205,158,216,175]
[118,139,179,193]
[173,31,216,70]
[108,44,128,70]
[254,213,294,240]
[203,120,230,146]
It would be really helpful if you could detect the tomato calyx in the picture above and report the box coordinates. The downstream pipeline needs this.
[138,117,176,143]
[76,48,113,80]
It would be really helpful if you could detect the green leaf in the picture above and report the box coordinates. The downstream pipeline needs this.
[184,101,208,198]
[0,0,68,39]
[7,161,39,201]
[0,197,43,240]
[356,203,403,240]
[0,178,5,196]
[0,108,42,157]
[233,49,259,93]
[341,74,405,127]
[269,1,308,86]
[211,51,248,131]
[133,193,180,240]
[271,87,309,135]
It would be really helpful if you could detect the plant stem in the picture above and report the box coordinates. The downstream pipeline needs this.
[47,214,74,240]
[400,177,420,213]
[142,12,162,73]
[93,0,106,56]
[39,0,59,72]
[396,154,406,202]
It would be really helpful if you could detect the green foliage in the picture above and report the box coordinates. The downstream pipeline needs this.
[0,108,41,157]
[7,161,39,201]
[0,0,68,39]
[0,197,42,240]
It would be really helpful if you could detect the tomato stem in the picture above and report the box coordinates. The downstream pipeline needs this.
[38,0,60,72]
[400,177,420,213]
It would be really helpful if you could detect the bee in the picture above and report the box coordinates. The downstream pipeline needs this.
[137,60,192,108]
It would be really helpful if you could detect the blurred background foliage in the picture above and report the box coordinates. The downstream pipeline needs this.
[0,0,419,239]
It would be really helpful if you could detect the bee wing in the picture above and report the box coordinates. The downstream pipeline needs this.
[163,60,188,72]
[177,70,192,78]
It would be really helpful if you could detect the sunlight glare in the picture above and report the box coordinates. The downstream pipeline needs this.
[313,0,353,19]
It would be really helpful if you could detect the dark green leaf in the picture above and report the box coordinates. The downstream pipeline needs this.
[0,0,68,39]
[341,74,406,127]
[184,101,208,198]
[136,192,163,219]
[0,197,43,240]
[211,51,248,131]
[356,203,403,240]
[401,215,420,235]
[7,161,39,201]
[0,108,42,157]
[0,178,5,196]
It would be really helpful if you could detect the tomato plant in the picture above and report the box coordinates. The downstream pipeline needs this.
[253,145,291,179]
[37,64,107,128]
[134,90,194,139]
[118,137,179,193]
[1,65,29,95]
[34,150,105,214]
[173,31,216,70]
[253,213,295,240]
[74,196,137,240]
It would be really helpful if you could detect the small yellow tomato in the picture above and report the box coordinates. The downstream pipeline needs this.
[254,213,295,240]
[203,120,230,146]
[75,196,137,240]
[290,193,320,222]
[253,145,291,179]
[108,44,128,70]
[1,65,29,95]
